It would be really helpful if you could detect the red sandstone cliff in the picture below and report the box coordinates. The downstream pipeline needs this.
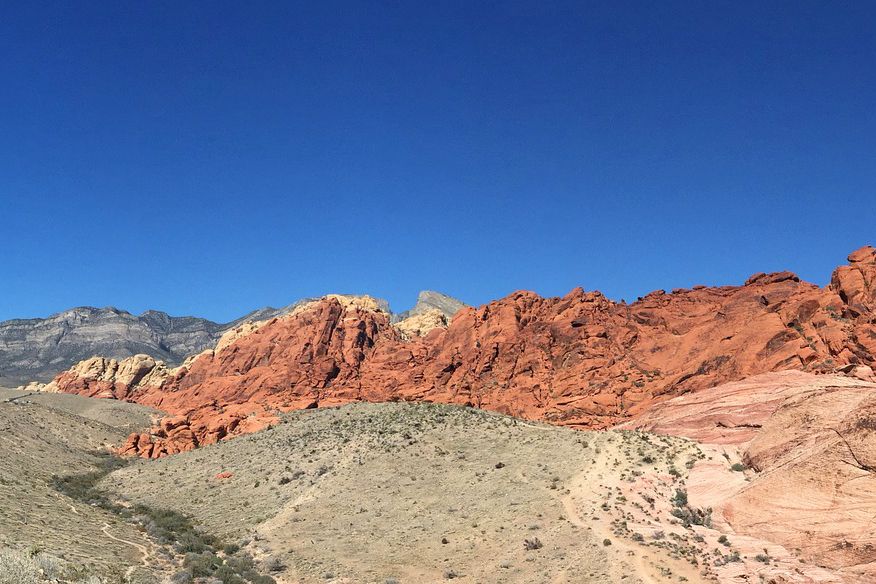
[50,246,876,458]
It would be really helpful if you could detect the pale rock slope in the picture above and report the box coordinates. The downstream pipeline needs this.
[623,370,876,583]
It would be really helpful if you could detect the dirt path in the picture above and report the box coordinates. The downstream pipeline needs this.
[559,469,660,584]
[101,522,151,577]
[559,446,710,584]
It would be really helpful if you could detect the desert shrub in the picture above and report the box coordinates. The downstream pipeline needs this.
[184,551,222,577]
[670,488,712,527]
[263,556,285,572]
[34,553,59,580]
[51,452,129,512]
[670,504,712,527]
[132,504,217,555]
[213,564,246,584]
[523,537,543,551]
[0,549,40,584]
[714,551,741,566]
[60,564,93,582]
[755,553,770,563]
[730,462,746,472]
[170,572,193,584]
[182,548,276,584]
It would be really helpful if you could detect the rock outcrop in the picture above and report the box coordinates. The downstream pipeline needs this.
[51,247,876,458]
[45,354,176,399]
[621,370,876,579]
[0,292,465,387]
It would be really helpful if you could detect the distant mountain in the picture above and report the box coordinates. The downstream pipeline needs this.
[392,290,468,323]
[0,292,466,387]
[0,307,224,386]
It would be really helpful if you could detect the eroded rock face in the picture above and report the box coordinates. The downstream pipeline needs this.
[393,308,450,339]
[46,354,174,399]
[0,293,455,386]
[728,386,876,576]
[52,247,876,458]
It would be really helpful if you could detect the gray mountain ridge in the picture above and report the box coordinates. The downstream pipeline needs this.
[0,291,466,387]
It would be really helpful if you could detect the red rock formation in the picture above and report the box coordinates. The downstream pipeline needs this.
[51,246,876,458]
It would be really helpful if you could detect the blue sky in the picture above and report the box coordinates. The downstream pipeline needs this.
[2,1,875,322]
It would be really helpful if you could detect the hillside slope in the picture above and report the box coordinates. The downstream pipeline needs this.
[0,390,157,579]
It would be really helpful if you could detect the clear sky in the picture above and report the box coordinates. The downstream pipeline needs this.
[2,1,875,323]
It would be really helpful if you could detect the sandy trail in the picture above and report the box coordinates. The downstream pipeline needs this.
[559,469,660,584]
[101,522,151,577]
[560,444,710,584]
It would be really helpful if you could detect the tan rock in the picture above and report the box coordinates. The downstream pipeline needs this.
[393,308,449,339]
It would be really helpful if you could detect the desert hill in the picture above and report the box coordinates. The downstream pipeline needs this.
[3,385,872,583]
[98,400,841,583]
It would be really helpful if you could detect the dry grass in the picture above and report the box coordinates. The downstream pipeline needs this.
[0,388,159,431]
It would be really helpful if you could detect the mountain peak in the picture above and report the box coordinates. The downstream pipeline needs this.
[395,291,467,323]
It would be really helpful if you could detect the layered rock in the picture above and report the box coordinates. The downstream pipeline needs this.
[46,354,175,399]
[0,307,226,386]
[51,247,876,458]
[621,370,876,579]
